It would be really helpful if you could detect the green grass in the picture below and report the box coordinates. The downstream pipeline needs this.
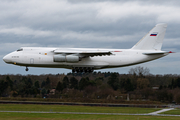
[161,109,180,115]
[0,104,160,114]
[0,97,162,104]
[0,104,179,120]
[0,112,180,120]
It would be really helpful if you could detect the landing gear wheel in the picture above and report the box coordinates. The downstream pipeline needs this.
[72,67,94,73]
[25,67,29,71]
[76,69,80,73]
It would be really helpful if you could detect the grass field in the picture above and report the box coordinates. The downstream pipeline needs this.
[0,104,180,120]
[1,112,180,120]
[0,104,160,113]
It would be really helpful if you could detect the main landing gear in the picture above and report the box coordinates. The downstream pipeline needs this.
[25,66,29,71]
[72,67,94,73]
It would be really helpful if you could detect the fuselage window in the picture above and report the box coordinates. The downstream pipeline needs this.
[12,56,19,58]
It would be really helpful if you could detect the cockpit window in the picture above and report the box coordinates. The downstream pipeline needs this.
[17,48,23,52]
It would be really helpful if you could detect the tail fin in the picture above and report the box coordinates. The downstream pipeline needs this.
[131,23,167,50]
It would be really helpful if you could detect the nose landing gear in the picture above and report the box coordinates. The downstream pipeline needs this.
[25,66,29,71]
[72,67,94,73]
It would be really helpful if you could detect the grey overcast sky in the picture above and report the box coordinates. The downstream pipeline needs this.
[0,0,180,75]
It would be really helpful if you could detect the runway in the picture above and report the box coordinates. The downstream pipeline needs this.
[0,108,179,117]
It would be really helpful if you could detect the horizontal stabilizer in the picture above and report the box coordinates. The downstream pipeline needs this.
[143,51,170,55]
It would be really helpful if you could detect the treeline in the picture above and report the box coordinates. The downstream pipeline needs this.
[0,67,180,104]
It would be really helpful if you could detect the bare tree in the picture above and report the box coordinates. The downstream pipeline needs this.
[129,66,150,77]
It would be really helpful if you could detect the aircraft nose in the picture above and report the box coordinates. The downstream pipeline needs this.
[3,54,11,63]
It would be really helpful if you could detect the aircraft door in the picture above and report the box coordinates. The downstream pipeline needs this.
[30,58,34,64]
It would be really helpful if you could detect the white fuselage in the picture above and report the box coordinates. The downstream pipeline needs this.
[3,47,168,70]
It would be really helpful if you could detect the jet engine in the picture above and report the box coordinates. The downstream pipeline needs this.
[54,55,79,63]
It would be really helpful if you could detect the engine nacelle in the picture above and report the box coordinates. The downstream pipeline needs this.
[54,55,79,63]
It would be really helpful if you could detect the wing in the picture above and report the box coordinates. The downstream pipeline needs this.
[53,48,112,57]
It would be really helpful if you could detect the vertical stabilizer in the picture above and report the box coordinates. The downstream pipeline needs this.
[131,23,167,50]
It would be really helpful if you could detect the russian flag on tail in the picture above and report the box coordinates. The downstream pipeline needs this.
[150,32,158,36]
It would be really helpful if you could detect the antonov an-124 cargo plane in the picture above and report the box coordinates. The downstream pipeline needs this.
[3,23,172,73]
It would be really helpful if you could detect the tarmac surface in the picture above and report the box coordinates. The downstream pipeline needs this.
[149,108,175,115]
[0,108,179,117]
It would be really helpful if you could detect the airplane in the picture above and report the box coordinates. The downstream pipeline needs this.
[3,23,172,73]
